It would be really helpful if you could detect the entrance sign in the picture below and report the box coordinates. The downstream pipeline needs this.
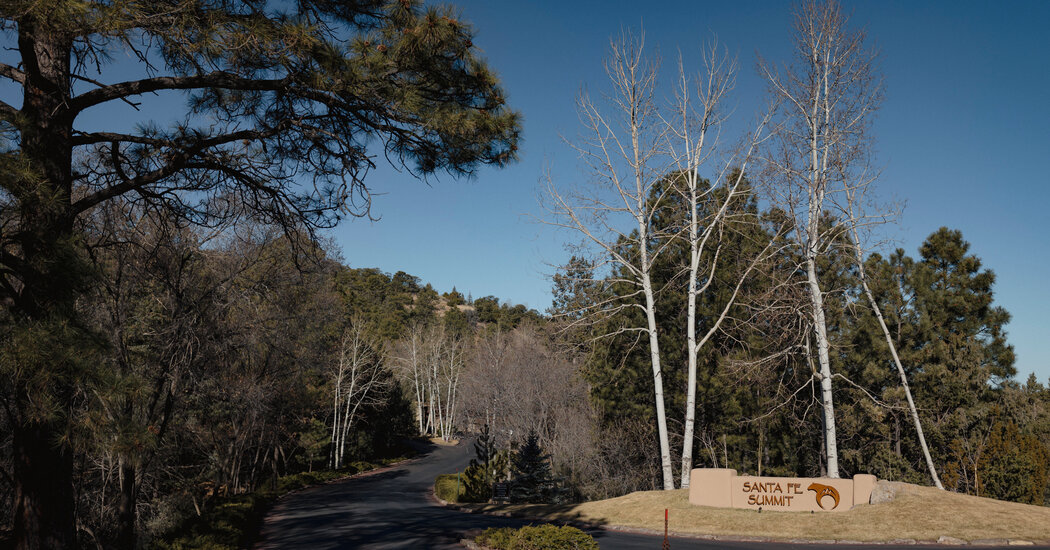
[688,469,876,512]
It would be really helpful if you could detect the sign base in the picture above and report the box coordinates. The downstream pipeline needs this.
[688,468,877,512]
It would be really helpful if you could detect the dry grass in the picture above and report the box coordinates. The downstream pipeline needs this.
[429,436,460,446]
[464,482,1050,543]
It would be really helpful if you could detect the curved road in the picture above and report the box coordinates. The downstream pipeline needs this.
[255,440,1043,549]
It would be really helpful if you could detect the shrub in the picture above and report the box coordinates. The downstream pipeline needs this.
[152,457,407,548]
[978,420,1050,505]
[462,463,492,502]
[475,527,516,549]
[475,524,598,550]
[150,492,272,550]
[434,473,465,503]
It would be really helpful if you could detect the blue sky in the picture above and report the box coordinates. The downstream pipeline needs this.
[3,2,1040,381]
[331,1,1050,383]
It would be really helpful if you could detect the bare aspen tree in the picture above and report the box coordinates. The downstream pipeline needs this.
[392,323,463,440]
[462,328,511,435]
[841,187,944,489]
[329,319,388,469]
[544,31,679,489]
[761,0,882,477]
[426,327,440,435]
[667,43,779,488]
[434,331,465,441]
[461,325,596,474]
[393,324,431,435]
[425,327,442,437]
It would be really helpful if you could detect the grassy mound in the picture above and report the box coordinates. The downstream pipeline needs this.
[462,481,1050,543]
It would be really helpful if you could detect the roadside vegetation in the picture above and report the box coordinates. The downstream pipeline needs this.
[437,6,1048,529]
[435,473,467,504]
[152,456,409,550]
[437,429,567,506]
[474,525,597,550]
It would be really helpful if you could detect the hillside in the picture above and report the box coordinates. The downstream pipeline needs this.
[336,267,543,340]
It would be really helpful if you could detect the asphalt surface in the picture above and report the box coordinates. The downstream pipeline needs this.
[254,440,1046,549]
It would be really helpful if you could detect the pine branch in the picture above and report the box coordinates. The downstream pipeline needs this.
[68,72,291,114]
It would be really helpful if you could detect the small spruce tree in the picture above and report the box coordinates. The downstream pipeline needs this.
[509,432,566,504]
[473,424,497,467]
[463,424,500,501]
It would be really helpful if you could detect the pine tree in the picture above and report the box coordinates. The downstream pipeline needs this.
[463,425,509,502]
[835,251,927,484]
[888,228,1017,493]
[473,424,498,468]
[977,418,1049,504]
[510,432,566,504]
[905,228,1014,420]
[911,228,1015,383]
[0,1,520,547]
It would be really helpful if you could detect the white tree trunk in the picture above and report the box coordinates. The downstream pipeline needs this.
[330,358,343,469]
[408,332,426,435]
[677,59,708,489]
[847,233,943,489]
[632,82,674,490]
[542,32,681,491]
[664,43,777,488]
[337,369,359,469]
[761,1,882,479]
[642,277,674,490]
[806,255,839,478]
[428,358,437,436]
[440,337,463,441]
[328,322,387,470]
[681,239,700,487]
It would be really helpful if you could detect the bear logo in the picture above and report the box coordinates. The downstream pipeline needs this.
[807,482,840,510]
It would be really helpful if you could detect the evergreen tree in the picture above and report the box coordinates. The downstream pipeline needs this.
[910,227,1015,384]
[832,228,1015,492]
[444,306,471,338]
[446,288,466,306]
[834,251,927,483]
[474,296,502,324]
[977,418,1049,504]
[510,432,565,504]
[473,423,498,468]
[0,0,520,546]
[463,424,508,502]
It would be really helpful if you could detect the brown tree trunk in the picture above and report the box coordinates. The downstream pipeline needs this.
[12,20,78,550]
[12,422,76,550]
[115,461,138,550]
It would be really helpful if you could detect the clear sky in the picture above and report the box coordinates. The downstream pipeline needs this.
[331,1,1050,383]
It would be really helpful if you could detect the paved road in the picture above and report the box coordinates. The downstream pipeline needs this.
[255,440,1044,549]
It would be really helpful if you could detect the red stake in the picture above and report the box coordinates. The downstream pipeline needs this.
[662,508,670,550]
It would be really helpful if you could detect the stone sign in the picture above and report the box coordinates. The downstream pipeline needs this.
[688,468,877,512]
